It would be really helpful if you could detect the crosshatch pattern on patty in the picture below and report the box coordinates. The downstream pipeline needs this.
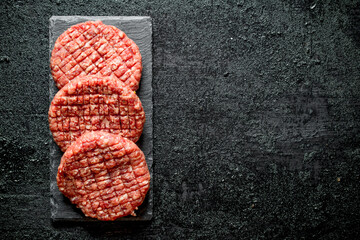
[48,75,145,152]
[50,21,142,91]
[57,131,150,221]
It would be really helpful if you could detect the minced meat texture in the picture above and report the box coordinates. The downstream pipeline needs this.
[50,21,142,91]
[48,75,145,152]
[57,131,150,221]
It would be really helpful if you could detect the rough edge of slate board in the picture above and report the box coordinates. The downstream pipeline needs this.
[49,16,153,222]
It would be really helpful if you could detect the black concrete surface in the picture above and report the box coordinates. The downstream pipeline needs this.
[0,0,359,239]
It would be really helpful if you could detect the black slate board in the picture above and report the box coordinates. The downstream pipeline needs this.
[49,16,153,222]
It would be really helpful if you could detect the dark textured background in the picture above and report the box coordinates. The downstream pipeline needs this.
[0,0,359,239]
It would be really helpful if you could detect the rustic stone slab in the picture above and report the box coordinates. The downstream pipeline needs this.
[49,16,153,222]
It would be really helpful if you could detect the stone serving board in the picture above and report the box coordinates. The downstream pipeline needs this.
[49,16,153,222]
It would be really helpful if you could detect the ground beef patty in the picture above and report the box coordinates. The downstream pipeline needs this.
[57,131,150,220]
[48,75,145,152]
[50,21,142,91]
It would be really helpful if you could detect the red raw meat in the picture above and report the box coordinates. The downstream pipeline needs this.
[48,75,145,152]
[50,21,142,91]
[57,131,150,220]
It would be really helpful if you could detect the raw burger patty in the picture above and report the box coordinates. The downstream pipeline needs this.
[50,21,142,91]
[57,131,150,221]
[48,75,145,152]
